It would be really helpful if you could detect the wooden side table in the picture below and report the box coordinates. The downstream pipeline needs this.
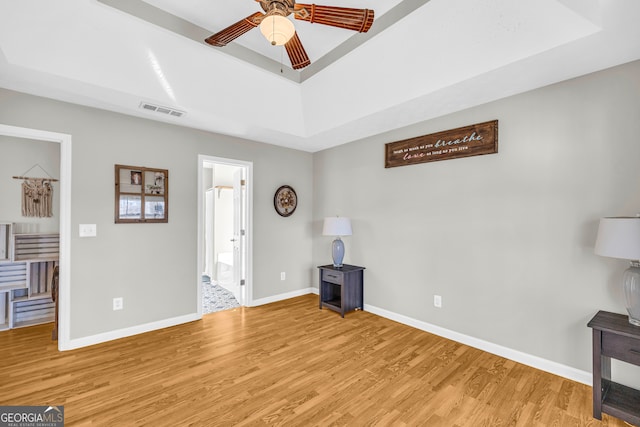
[317,264,365,317]
[588,310,640,425]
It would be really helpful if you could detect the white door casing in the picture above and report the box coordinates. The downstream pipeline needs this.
[232,168,243,304]
[0,124,72,350]
[197,155,252,313]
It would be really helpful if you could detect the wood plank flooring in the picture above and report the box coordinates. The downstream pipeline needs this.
[0,294,629,426]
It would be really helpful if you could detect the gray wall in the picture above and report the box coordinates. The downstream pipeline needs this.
[312,60,640,377]
[0,136,60,233]
[2,59,640,382]
[0,88,313,340]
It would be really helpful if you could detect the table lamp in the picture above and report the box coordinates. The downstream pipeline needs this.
[594,216,640,326]
[323,216,352,268]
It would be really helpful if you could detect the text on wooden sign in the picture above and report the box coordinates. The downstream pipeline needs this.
[385,120,498,168]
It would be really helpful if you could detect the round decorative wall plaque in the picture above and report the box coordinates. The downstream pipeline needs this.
[274,185,297,217]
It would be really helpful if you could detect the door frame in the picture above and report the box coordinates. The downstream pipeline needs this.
[197,155,253,315]
[0,124,72,351]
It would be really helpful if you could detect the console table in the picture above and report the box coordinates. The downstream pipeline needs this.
[588,310,640,425]
[317,264,365,318]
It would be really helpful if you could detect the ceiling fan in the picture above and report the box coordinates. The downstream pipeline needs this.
[204,0,375,70]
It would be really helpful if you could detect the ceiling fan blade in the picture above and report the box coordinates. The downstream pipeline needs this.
[285,32,311,70]
[293,4,374,33]
[205,12,264,47]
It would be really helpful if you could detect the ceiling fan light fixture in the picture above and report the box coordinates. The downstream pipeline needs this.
[205,0,374,70]
[259,15,295,46]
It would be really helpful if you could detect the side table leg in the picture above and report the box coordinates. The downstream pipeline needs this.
[592,329,603,420]
[319,273,323,310]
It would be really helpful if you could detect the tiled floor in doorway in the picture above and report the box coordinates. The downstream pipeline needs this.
[202,276,240,314]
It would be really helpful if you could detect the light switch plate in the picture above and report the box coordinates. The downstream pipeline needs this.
[79,224,97,237]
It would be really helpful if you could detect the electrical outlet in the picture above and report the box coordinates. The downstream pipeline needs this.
[280,272,286,281]
[79,224,97,237]
[434,295,442,308]
[113,297,123,311]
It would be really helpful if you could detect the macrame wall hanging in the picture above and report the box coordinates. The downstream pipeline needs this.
[12,164,58,218]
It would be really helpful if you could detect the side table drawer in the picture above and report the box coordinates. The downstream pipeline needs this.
[322,270,343,285]
[602,331,640,365]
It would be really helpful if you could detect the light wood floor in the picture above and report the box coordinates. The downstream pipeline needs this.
[0,294,629,426]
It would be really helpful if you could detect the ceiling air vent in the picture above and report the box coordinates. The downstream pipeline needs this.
[139,102,185,118]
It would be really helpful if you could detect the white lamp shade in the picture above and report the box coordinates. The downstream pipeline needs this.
[259,15,295,46]
[594,217,640,260]
[323,217,352,236]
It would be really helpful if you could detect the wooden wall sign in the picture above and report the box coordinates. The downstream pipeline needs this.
[384,120,498,168]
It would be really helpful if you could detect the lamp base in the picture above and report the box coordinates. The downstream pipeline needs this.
[624,262,640,326]
[332,237,345,268]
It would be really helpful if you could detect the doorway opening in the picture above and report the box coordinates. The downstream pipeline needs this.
[197,156,252,315]
[0,124,71,350]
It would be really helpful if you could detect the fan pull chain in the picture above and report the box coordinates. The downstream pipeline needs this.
[280,47,284,73]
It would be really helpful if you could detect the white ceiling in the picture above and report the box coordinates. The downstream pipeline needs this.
[0,0,639,152]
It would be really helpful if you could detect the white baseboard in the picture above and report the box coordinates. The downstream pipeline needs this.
[61,287,317,351]
[249,287,316,307]
[363,303,591,385]
[303,288,590,384]
[59,313,200,351]
[60,287,592,386]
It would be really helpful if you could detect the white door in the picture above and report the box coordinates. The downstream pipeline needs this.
[232,169,244,304]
